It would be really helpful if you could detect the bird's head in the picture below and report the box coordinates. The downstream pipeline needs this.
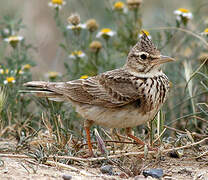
[125,32,175,75]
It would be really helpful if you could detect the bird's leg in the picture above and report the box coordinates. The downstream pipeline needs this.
[126,127,158,151]
[84,119,94,157]
[126,127,145,146]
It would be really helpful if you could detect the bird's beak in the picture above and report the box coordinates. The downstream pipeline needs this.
[151,55,175,65]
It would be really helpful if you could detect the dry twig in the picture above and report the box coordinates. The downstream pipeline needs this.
[46,160,94,176]
[1,137,208,162]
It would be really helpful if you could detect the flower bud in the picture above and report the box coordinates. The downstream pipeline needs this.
[67,13,80,26]
[86,19,99,33]
[126,0,142,9]
[90,41,102,53]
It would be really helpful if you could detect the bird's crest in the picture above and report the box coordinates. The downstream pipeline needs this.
[132,31,160,56]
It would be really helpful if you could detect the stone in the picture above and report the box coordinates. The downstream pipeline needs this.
[143,168,163,179]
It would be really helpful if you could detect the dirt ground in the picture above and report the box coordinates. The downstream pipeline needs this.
[1,141,208,180]
[1,153,208,179]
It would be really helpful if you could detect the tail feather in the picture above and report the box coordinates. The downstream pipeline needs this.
[22,81,66,102]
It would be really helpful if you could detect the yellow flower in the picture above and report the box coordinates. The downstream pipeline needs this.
[177,8,189,13]
[4,35,24,43]
[0,69,9,74]
[139,30,151,39]
[201,28,208,36]
[22,64,32,70]
[127,0,142,9]
[67,23,86,31]
[69,50,86,59]
[52,0,63,5]
[48,0,66,9]
[80,75,89,79]
[114,1,124,9]
[101,29,111,33]
[96,28,116,39]
[174,8,193,25]
[86,19,99,32]
[4,35,24,48]
[90,41,102,53]
[46,71,61,79]
[114,1,128,13]
[4,77,16,84]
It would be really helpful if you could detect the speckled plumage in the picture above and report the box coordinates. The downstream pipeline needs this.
[24,33,174,155]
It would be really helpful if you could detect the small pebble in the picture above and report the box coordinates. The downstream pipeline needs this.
[143,168,163,179]
[3,168,8,174]
[169,149,183,158]
[100,165,113,175]
[62,174,72,180]
[169,151,179,158]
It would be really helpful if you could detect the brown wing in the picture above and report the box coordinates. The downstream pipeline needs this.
[43,68,141,107]
[82,69,141,107]
[24,69,143,107]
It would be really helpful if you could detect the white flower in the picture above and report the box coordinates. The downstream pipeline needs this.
[15,69,24,75]
[4,77,16,84]
[174,8,193,21]
[48,0,66,9]
[0,69,9,74]
[0,69,4,74]
[138,30,151,39]
[67,23,87,30]
[69,51,86,59]
[96,28,116,38]
[113,1,128,13]
[4,35,24,43]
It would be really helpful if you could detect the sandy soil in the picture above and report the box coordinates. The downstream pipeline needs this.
[1,141,208,179]
[1,153,208,180]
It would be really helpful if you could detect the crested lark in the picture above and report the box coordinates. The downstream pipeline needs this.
[24,33,175,156]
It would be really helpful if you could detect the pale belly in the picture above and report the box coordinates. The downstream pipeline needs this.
[74,103,159,128]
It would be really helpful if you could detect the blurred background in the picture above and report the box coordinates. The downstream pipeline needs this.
[1,0,203,76]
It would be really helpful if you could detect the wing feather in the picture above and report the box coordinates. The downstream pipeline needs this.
[82,69,140,107]
[24,69,144,107]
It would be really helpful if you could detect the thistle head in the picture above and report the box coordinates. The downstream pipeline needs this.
[125,32,174,74]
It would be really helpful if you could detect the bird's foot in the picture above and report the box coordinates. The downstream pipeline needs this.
[81,149,95,158]
[81,153,95,158]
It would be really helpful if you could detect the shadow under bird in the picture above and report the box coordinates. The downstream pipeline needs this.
[23,33,175,157]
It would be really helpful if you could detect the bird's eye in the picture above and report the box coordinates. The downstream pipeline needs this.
[140,53,147,60]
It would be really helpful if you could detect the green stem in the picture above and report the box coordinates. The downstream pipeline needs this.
[74,59,79,76]
[89,32,93,44]
[105,39,110,67]
[94,52,99,74]
[133,9,138,25]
